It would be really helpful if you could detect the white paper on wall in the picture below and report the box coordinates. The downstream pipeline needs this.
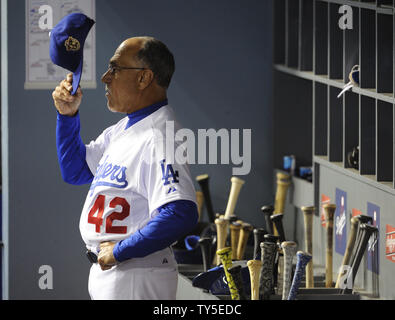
[25,0,96,89]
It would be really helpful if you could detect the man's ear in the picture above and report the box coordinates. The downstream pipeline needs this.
[138,69,154,89]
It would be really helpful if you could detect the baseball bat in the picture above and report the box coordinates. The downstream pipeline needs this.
[335,216,359,288]
[217,247,240,300]
[196,174,216,223]
[276,253,284,296]
[261,205,275,235]
[287,251,312,300]
[236,223,253,260]
[270,213,286,243]
[247,260,262,300]
[253,228,268,260]
[323,203,336,287]
[215,217,229,265]
[230,222,242,260]
[198,237,212,272]
[259,241,278,300]
[347,214,373,273]
[301,206,315,288]
[263,234,280,291]
[353,215,373,251]
[349,224,378,291]
[224,176,245,220]
[228,265,247,300]
[196,191,204,222]
[281,241,297,300]
[274,172,291,235]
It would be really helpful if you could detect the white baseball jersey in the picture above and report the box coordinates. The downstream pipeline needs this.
[79,105,197,251]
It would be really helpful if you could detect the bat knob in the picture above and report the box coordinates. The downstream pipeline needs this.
[254,228,268,235]
[264,234,279,244]
[301,206,315,214]
[261,205,274,213]
[196,174,209,182]
[231,176,245,185]
[276,172,291,184]
[359,223,378,233]
[356,214,373,225]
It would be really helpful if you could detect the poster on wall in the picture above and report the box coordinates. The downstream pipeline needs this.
[367,202,380,274]
[385,224,395,263]
[320,194,331,228]
[335,188,347,255]
[25,0,96,89]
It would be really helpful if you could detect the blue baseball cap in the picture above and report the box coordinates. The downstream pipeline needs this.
[49,13,95,95]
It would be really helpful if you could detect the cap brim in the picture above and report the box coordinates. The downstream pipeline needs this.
[71,58,83,95]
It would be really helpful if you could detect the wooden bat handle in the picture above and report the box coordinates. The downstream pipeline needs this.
[236,223,253,260]
[259,242,277,300]
[335,216,359,288]
[281,241,297,300]
[301,206,315,288]
[196,174,215,223]
[247,260,262,300]
[323,203,336,287]
[217,247,240,300]
[224,177,245,220]
[274,172,291,215]
[196,191,204,222]
[287,251,312,300]
[215,218,229,265]
[230,222,242,260]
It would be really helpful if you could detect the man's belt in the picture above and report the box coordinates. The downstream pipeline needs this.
[86,250,98,264]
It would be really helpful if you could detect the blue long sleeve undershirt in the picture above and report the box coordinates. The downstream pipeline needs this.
[56,112,94,185]
[55,103,198,262]
[113,200,198,262]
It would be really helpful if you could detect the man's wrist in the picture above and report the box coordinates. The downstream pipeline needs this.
[112,241,123,263]
[56,110,80,122]
[57,110,79,117]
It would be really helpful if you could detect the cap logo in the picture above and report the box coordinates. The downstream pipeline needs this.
[64,36,80,51]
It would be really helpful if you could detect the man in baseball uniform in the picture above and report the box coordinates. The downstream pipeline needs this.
[52,35,198,299]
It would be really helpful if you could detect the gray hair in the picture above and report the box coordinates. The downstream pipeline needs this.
[137,37,175,89]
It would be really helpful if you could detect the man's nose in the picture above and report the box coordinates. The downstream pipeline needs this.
[101,69,111,83]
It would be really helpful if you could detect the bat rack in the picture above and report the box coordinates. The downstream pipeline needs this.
[274,0,395,193]
[273,0,395,299]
